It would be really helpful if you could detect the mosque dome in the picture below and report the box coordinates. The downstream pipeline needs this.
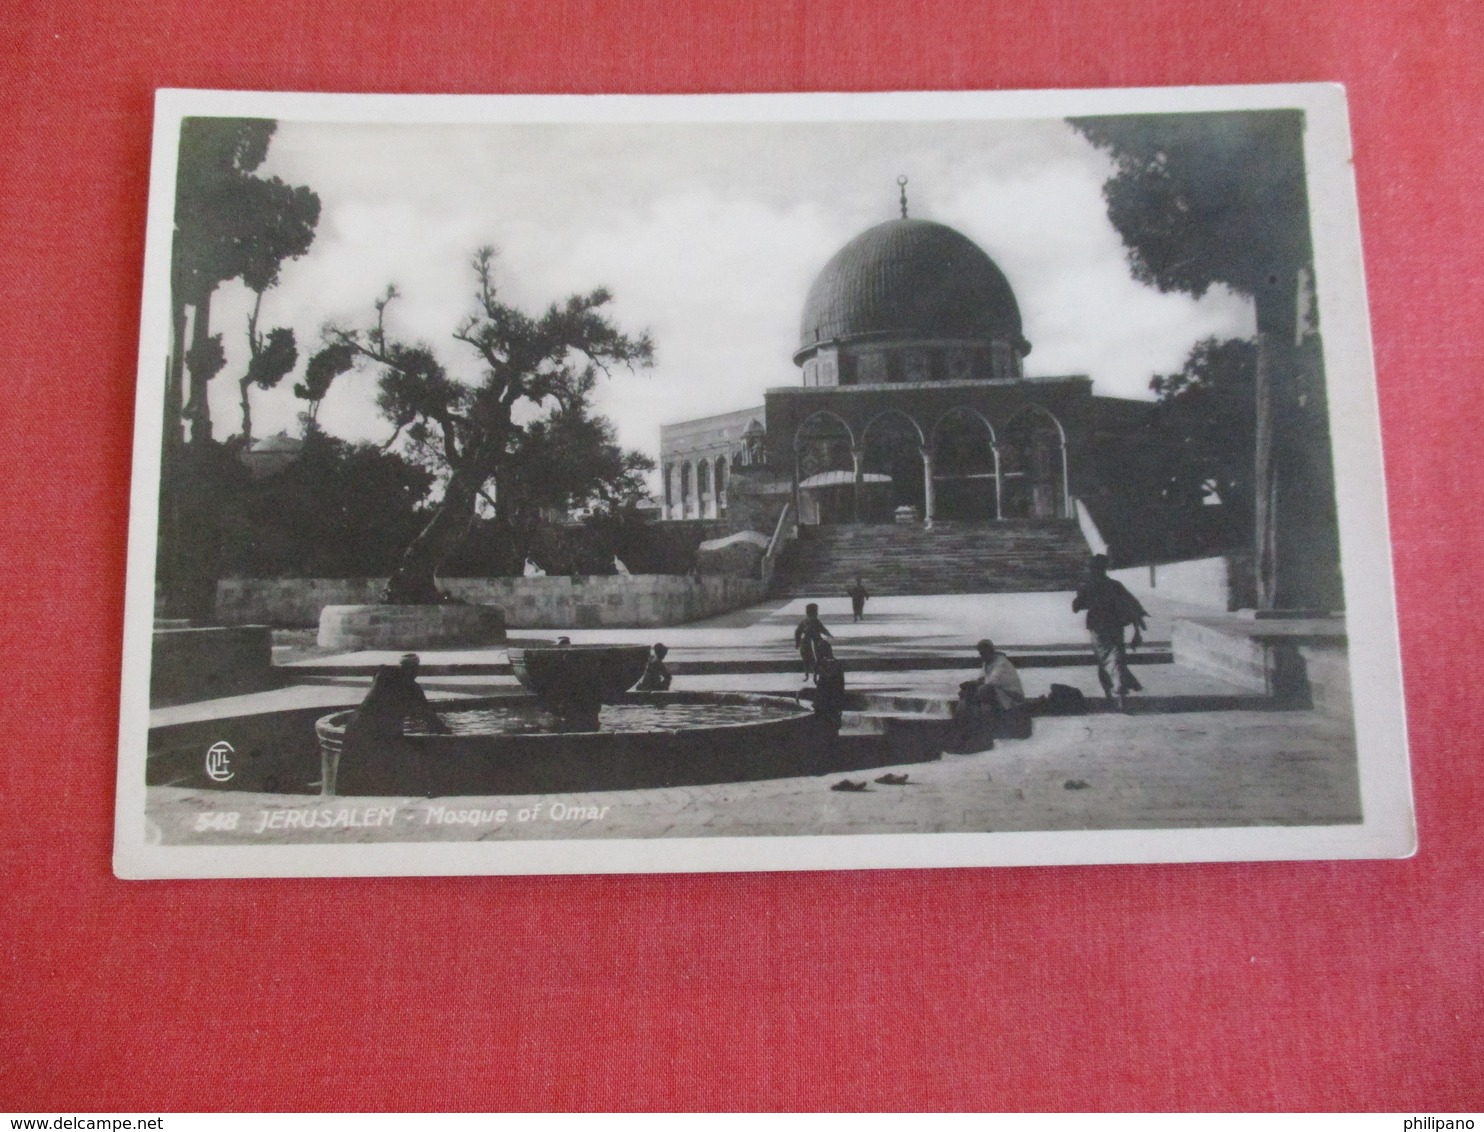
[795,218,1029,362]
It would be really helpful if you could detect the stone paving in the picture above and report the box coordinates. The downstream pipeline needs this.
[147,700,1359,845]
[274,591,1198,671]
[143,590,1362,846]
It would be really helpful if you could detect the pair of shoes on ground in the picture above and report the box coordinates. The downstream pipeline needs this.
[831,774,910,792]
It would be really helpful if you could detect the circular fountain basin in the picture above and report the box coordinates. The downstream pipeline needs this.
[316,691,835,797]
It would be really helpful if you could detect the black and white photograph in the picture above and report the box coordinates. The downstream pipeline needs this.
[115,85,1413,877]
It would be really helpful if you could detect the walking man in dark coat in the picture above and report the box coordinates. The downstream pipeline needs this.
[1072,554,1149,708]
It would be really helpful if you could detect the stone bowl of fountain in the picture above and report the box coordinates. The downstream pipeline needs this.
[505,642,650,728]
[501,640,647,729]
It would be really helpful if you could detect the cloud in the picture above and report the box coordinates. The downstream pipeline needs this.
[934,141,1255,398]
[198,114,1259,472]
[555,188,839,453]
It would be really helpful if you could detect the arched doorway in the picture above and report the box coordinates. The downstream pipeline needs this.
[931,408,998,522]
[794,412,856,525]
[714,455,728,515]
[1000,407,1068,519]
[679,462,692,518]
[860,410,925,523]
[697,459,712,518]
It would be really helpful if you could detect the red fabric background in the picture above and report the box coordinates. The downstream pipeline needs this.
[1,0,1480,1112]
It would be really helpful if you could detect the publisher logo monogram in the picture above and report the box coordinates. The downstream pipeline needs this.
[205,741,235,783]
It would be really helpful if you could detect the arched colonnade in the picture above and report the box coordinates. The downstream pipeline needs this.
[792,404,1071,525]
[662,452,732,520]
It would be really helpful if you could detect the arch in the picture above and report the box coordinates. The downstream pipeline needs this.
[663,463,674,510]
[929,405,997,446]
[859,409,927,522]
[793,411,856,525]
[930,407,1000,522]
[697,459,712,518]
[1003,402,1067,445]
[793,410,856,451]
[999,405,1069,519]
[679,461,692,518]
[861,408,925,448]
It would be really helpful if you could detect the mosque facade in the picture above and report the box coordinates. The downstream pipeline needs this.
[659,198,1150,534]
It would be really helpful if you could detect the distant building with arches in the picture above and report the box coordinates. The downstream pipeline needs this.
[659,407,766,521]
[658,200,1153,591]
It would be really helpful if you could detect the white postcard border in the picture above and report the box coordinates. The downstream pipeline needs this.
[115,82,1414,879]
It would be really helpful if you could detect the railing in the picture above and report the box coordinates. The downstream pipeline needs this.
[760,500,795,590]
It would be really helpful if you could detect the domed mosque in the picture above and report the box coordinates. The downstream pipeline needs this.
[658,182,1149,592]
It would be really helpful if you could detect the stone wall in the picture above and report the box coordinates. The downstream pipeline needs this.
[217,578,383,626]
[217,574,768,629]
[318,603,507,650]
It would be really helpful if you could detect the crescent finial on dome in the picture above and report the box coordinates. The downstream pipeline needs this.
[897,175,909,219]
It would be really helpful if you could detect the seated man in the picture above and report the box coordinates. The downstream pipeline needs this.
[336,653,448,795]
[949,639,1029,751]
[635,642,672,691]
[348,653,449,738]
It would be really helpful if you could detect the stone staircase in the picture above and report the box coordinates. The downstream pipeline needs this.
[773,520,1091,597]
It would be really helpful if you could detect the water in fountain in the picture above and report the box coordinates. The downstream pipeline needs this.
[417,700,805,737]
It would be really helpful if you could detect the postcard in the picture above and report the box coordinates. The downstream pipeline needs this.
[115,83,1413,877]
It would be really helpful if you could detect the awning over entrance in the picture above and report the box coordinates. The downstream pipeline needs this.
[798,470,891,489]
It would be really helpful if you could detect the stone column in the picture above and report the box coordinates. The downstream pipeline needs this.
[851,446,864,523]
[991,444,1003,520]
[792,448,802,527]
[1059,439,1072,519]
[920,445,935,527]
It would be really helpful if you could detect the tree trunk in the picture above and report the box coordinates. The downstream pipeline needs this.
[380,472,481,604]
[184,291,214,444]
[161,290,227,621]
[166,299,187,453]
[1253,269,1343,613]
[157,301,189,618]
[1253,329,1279,609]
[239,377,253,448]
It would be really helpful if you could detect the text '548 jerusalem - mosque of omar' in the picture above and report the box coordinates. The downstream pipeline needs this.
[657,182,1153,588]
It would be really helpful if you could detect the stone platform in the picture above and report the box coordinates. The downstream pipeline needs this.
[151,623,278,706]
[1172,613,1350,718]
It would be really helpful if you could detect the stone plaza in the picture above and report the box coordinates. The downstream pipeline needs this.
[143,586,1360,848]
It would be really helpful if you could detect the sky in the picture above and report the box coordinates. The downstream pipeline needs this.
[202,115,1256,483]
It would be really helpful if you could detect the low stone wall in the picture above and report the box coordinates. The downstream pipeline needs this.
[218,575,768,629]
[318,603,507,650]
[151,624,277,707]
[218,578,383,626]
[1172,614,1351,718]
